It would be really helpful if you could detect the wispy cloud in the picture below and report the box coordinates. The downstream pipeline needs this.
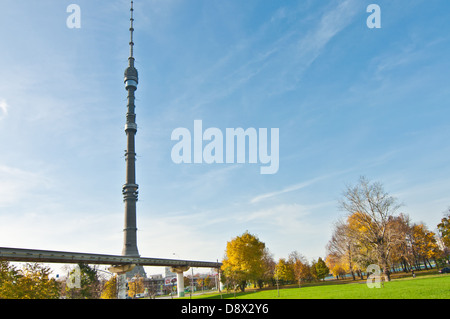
[157,0,361,118]
[250,178,322,204]
[0,165,51,207]
[238,203,312,232]
[0,99,8,119]
[250,169,352,204]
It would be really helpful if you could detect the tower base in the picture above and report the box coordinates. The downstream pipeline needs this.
[125,264,147,279]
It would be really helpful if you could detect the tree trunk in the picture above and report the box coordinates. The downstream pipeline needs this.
[384,268,391,282]
[239,280,246,292]
[401,259,408,272]
[414,259,420,270]
[379,250,391,281]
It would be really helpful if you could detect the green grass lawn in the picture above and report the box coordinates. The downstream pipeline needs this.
[190,275,450,299]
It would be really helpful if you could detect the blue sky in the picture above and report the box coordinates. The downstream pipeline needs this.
[1,0,450,275]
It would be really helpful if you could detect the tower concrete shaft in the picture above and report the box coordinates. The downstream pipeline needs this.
[122,0,140,259]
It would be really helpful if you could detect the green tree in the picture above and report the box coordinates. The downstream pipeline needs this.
[65,263,101,299]
[314,257,330,281]
[221,231,267,292]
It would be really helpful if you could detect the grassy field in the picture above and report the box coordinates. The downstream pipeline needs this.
[188,274,450,299]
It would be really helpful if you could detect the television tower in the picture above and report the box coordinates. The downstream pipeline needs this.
[121,0,146,277]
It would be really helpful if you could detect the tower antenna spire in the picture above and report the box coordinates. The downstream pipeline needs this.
[129,0,135,63]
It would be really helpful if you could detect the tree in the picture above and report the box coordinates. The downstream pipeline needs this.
[339,176,402,281]
[128,274,145,298]
[65,263,101,299]
[346,212,379,268]
[184,275,192,291]
[259,248,275,288]
[221,231,267,292]
[325,253,347,280]
[436,210,450,265]
[0,262,60,299]
[101,275,117,299]
[410,223,439,270]
[388,213,414,272]
[288,251,311,287]
[204,275,213,289]
[197,277,204,290]
[437,210,450,249]
[275,258,295,284]
[326,220,358,280]
[314,257,330,281]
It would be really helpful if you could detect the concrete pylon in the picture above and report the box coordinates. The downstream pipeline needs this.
[171,266,190,297]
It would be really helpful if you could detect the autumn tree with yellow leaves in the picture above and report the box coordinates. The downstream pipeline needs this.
[221,231,269,292]
[127,274,145,298]
[338,177,403,281]
[289,251,312,287]
[327,177,448,280]
[0,261,60,299]
[410,223,440,270]
[325,253,348,280]
[100,275,118,299]
[326,219,361,280]
[275,258,295,284]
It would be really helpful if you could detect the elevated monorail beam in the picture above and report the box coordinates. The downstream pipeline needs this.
[0,247,221,269]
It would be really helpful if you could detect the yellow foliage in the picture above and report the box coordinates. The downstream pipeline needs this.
[127,274,145,298]
[275,258,295,282]
[222,231,266,286]
[100,276,117,299]
[0,262,60,299]
[412,224,439,259]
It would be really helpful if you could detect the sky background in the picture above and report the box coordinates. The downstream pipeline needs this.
[1,0,450,276]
